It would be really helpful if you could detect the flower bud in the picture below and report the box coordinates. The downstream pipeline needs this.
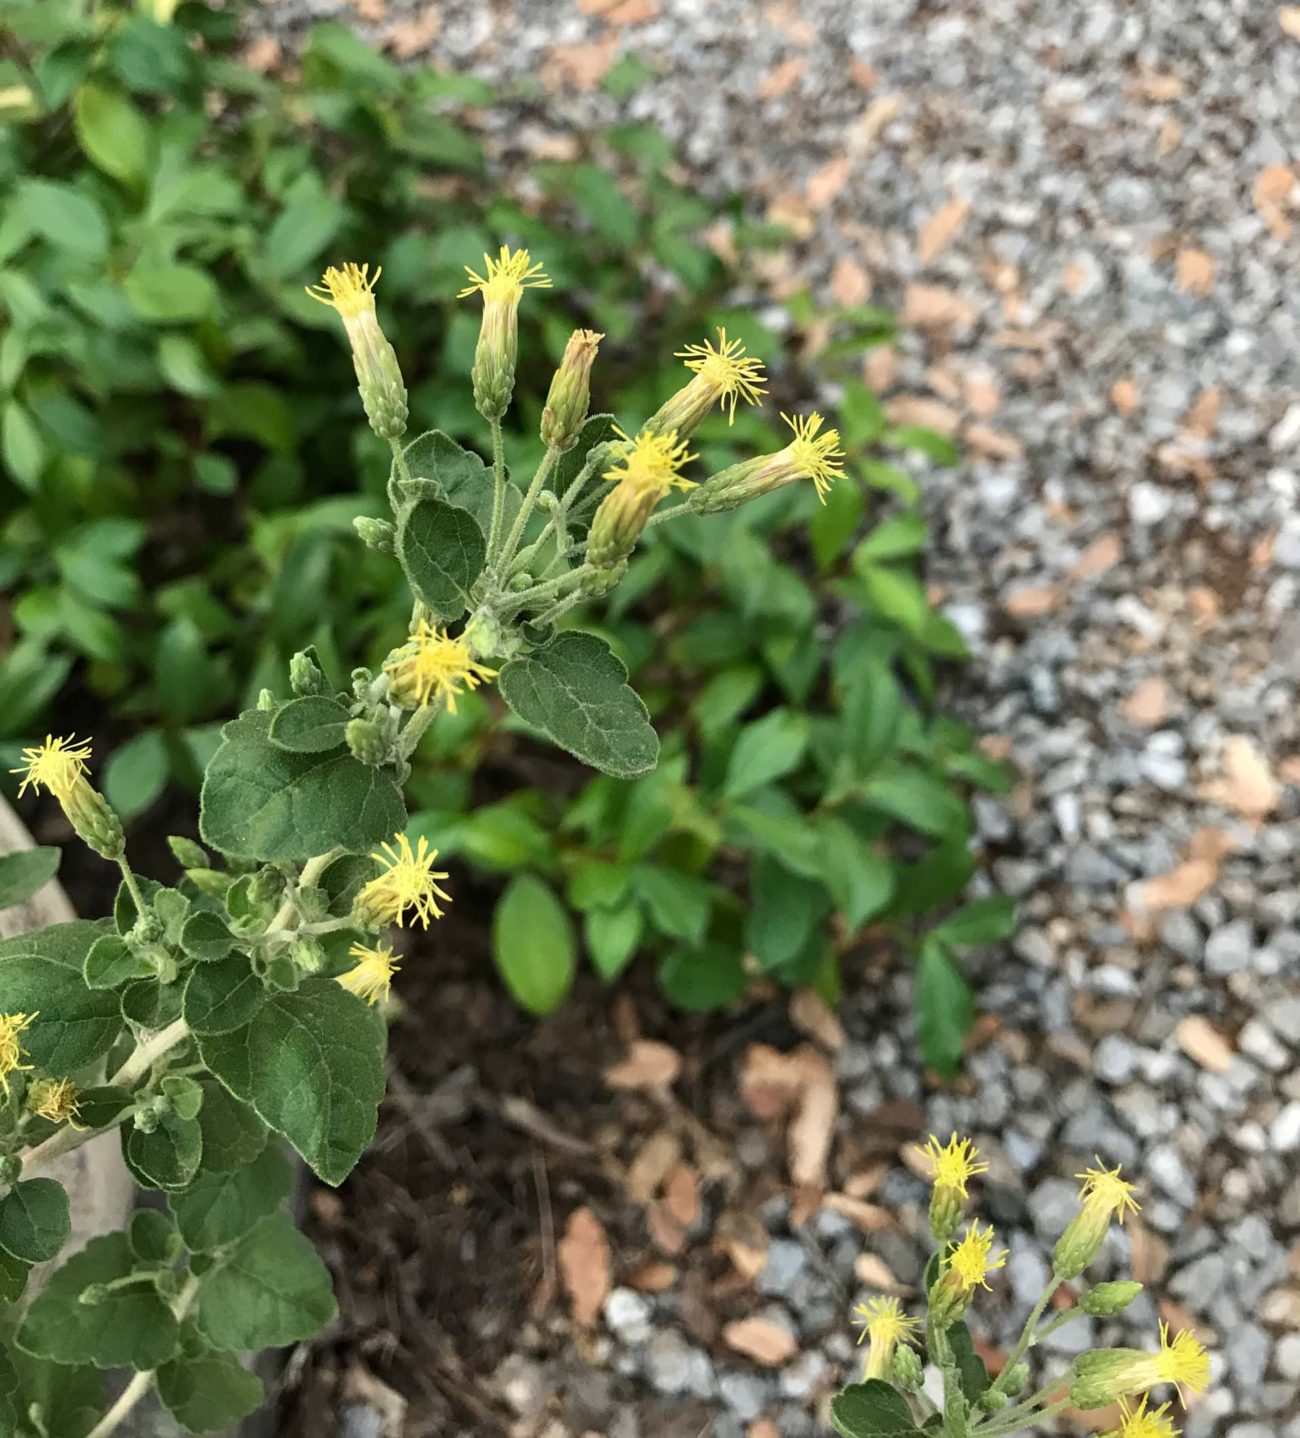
[353,515,396,553]
[291,936,327,974]
[346,717,391,767]
[1069,1325,1209,1410]
[0,1154,23,1187]
[1080,1281,1143,1317]
[307,263,407,441]
[62,776,125,861]
[541,329,602,451]
[977,1389,1008,1414]
[1000,1363,1029,1396]
[892,1343,924,1391]
[257,688,275,712]
[458,246,551,422]
[290,650,328,696]
[928,1266,974,1328]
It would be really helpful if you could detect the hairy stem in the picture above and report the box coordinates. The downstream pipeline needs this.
[991,1278,1061,1394]
[487,419,507,559]
[531,590,587,629]
[115,857,147,919]
[396,692,447,761]
[265,848,343,937]
[496,448,557,577]
[388,435,412,488]
[970,1395,1071,1438]
[500,563,594,615]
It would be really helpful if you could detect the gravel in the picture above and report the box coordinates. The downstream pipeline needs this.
[256,3,1300,1436]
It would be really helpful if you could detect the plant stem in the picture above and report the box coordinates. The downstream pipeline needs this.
[497,448,556,576]
[487,418,507,559]
[396,693,447,761]
[388,436,412,488]
[970,1396,1071,1438]
[501,563,594,615]
[643,500,692,530]
[84,1275,201,1438]
[115,857,147,918]
[991,1278,1061,1394]
[510,446,606,574]
[265,849,343,937]
[532,590,586,628]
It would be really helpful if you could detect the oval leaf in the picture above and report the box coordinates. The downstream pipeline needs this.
[268,695,351,754]
[395,495,486,618]
[492,874,575,1016]
[0,848,60,912]
[0,1180,70,1264]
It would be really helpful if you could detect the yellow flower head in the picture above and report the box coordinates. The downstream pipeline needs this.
[1104,1397,1180,1438]
[676,328,768,423]
[851,1296,920,1379]
[305,262,381,320]
[384,620,498,714]
[1077,1160,1141,1223]
[355,833,451,929]
[28,1078,80,1126]
[948,1220,1007,1292]
[923,1133,989,1197]
[11,734,93,800]
[1152,1325,1210,1404]
[337,942,400,1007]
[603,426,697,498]
[0,1012,36,1083]
[781,412,845,500]
[458,245,551,303]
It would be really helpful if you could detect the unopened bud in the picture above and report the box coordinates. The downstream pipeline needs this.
[346,717,391,766]
[246,868,285,907]
[978,1389,1008,1413]
[509,571,534,592]
[290,650,328,696]
[1001,1363,1029,1396]
[929,1186,965,1246]
[540,329,602,451]
[353,515,396,553]
[580,558,627,596]
[692,413,845,512]
[290,936,327,974]
[892,1344,924,1391]
[62,777,125,861]
[256,688,275,711]
[1080,1281,1143,1317]
[927,1267,973,1329]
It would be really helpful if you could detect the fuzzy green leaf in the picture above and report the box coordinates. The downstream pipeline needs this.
[200,710,405,862]
[17,1232,180,1370]
[184,954,266,1035]
[498,631,658,779]
[0,954,122,1071]
[157,1351,263,1433]
[267,696,351,754]
[830,1380,924,1437]
[0,848,60,911]
[196,1080,268,1173]
[170,1144,293,1252]
[492,874,575,1016]
[180,910,234,963]
[0,1180,70,1264]
[124,1113,203,1192]
[395,495,486,618]
[397,429,500,534]
[195,1213,336,1351]
[83,932,153,989]
[198,978,385,1186]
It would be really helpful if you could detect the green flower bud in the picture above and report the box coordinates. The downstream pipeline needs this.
[692,413,846,512]
[256,688,275,711]
[246,868,285,907]
[541,328,602,451]
[290,936,327,974]
[353,515,396,554]
[346,717,391,767]
[892,1343,924,1391]
[977,1389,1008,1413]
[509,571,535,592]
[0,1154,22,1187]
[1001,1363,1029,1396]
[645,329,767,441]
[1080,1281,1143,1317]
[1053,1163,1140,1280]
[289,649,328,696]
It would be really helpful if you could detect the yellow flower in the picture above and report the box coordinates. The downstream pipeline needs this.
[458,245,551,303]
[306,263,407,440]
[305,261,381,319]
[923,1133,988,1197]
[337,942,400,1006]
[782,412,845,500]
[851,1296,920,1380]
[28,1078,81,1126]
[384,620,498,713]
[0,1012,36,1083]
[1055,1160,1141,1278]
[668,328,768,426]
[1071,1325,1210,1410]
[1102,1397,1180,1438]
[588,427,697,568]
[354,834,451,929]
[11,734,93,800]
[948,1220,1007,1292]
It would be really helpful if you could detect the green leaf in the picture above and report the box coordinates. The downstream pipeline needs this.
[0,918,107,970]
[745,858,829,972]
[584,904,643,980]
[916,939,974,1077]
[397,429,497,533]
[200,710,405,862]
[73,82,152,187]
[196,1079,268,1174]
[657,941,746,1012]
[184,955,266,1035]
[129,1209,179,1265]
[263,177,344,282]
[842,660,903,778]
[83,933,154,989]
[0,1180,70,1264]
[498,631,659,779]
[829,1379,923,1437]
[123,263,218,323]
[0,847,60,911]
[947,1321,991,1400]
[721,708,809,800]
[632,866,712,945]
[856,512,928,562]
[863,762,970,839]
[195,1213,336,1351]
[124,1113,202,1192]
[816,818,895,931]
[886,424,959,465]
[170,1144,293,1252]
[856,563,931,637]
[492,874,575,1016]
[395,496,486,619]
[932,896,1016,949]
[180,911,234,963]
[157,1351,263,1434]
[268,696,351,753]
[0,1248,29,1303]
[18,1232,181,1370]
[3,400,46,489]
[14,180,109,262]
[0,954,122,1071]
[102,728,169,820]
[199,978,386,1186]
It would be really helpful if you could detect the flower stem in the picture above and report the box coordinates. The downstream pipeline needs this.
[497,448,557,576]
[388,435,412,488]
[487,418,507,559]
[501,563,594,615]
[532,590,586,628]
[396,692,447,761]
[115,858,147,919]
[990,1278,1061,1395]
